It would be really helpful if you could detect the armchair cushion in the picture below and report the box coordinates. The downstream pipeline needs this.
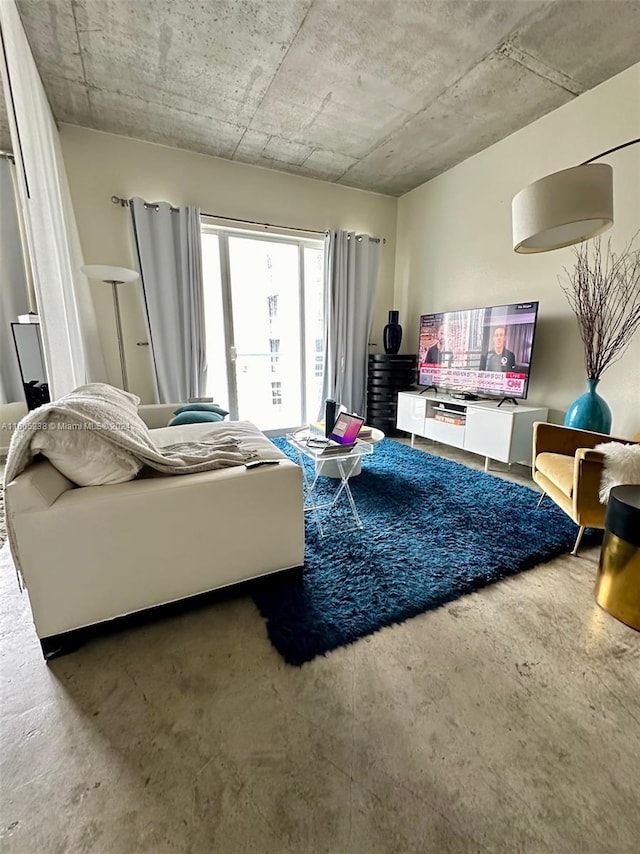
[535,452,575,498]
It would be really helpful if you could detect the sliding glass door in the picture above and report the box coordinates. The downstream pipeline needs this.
[201,226,324,433]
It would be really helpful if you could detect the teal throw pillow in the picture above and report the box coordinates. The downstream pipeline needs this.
[173,403,229,417]
[168,410,225,426]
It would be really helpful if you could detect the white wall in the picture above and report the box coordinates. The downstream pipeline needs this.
[395,63,640,436]
[60,125,398,402]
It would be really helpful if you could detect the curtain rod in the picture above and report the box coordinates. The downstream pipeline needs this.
[110,195,384,243]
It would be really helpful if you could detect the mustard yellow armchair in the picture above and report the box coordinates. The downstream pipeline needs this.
[532,422,639,555]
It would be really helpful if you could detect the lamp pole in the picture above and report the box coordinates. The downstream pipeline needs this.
[80,265,139,392]
[106,278,128,391]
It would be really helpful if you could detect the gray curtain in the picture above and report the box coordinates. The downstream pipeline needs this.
[0,158,30,403]
[129,198,207,403]
[1,0,107,397]
[320,231,381,416]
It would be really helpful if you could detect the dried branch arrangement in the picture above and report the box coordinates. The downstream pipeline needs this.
[559,234,640,380]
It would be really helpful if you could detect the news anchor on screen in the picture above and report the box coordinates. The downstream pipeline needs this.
[426,323,447,363]
[480,326,517,372]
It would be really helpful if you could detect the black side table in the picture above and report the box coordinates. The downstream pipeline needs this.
[594,484,640,630]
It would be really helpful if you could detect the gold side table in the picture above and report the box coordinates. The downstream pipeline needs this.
[595,485,640,630]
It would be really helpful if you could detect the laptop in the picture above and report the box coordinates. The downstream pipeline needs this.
[327,411,365,446]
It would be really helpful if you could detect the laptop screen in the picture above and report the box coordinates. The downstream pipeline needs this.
[328,412,365,445]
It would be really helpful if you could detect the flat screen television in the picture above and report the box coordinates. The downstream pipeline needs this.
[417,301,539,401]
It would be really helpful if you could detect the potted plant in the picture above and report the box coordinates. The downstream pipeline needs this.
[559,234,640,433]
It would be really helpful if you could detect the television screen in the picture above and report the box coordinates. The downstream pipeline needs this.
[417,301,539,400]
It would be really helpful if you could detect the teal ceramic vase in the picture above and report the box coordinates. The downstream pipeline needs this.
[564,378,612,434]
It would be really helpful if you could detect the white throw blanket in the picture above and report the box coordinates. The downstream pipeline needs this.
[3,383,256,488]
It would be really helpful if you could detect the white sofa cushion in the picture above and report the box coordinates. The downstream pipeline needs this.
[150,419,287,462]
[30,384,144,486]
[1,402,29,457]
[30,410,143,486]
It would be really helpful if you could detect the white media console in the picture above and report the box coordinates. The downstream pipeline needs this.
[396,390,548,471]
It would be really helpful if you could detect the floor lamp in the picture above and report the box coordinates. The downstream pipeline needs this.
[81,265,139,391]
[511,137,640,253]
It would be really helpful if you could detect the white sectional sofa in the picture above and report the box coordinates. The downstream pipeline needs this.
[5,404,305,657]
[0,401,28,459]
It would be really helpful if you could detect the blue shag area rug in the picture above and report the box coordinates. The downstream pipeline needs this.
[251,439,593,666]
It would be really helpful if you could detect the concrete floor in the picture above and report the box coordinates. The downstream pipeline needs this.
[1,441,639,853]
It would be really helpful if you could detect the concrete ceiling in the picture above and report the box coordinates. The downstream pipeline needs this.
[2,0,640,195]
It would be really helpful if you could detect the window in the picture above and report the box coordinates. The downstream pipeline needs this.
[201,224,324,431]
[269,338,280,373]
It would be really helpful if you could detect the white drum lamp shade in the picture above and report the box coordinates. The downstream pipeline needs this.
[81,265,139,390]
[512,163,614,254]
